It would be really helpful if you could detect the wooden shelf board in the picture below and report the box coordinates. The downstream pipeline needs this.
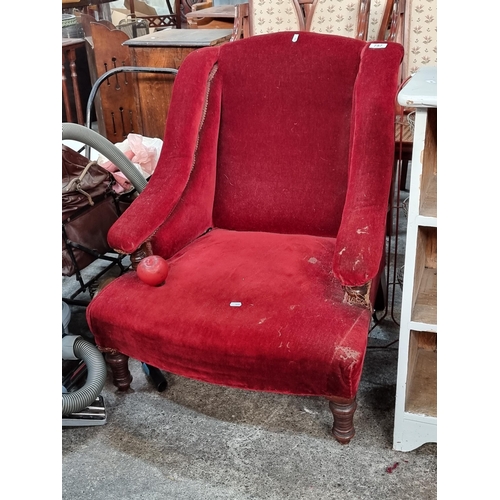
[417,216,437,228]
[409,321,437,333]
[412,267,437,324]
[406,348,437,417]
[420,174,437,218]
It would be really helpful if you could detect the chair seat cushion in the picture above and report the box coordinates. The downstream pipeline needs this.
[87,229,372,398]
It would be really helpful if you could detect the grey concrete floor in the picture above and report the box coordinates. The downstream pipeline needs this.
[62,177,437,499]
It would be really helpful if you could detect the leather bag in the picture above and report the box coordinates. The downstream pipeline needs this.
[62,145,121,276]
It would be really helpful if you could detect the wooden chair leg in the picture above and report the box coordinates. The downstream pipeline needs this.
[105,351,133,391]
[327,396,357,444]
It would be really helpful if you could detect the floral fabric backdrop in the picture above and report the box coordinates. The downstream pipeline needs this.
[309,0,362,37]
[405,0,437,77]
[251,0,303,35]
[367,0,389,41]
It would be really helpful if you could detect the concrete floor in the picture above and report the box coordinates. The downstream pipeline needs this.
[62,178,437,499]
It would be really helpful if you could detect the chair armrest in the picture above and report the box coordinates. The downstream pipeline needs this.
[107,46,222,255]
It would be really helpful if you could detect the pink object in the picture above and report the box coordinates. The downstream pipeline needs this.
[98,134,163,192]
[386,462,400,473]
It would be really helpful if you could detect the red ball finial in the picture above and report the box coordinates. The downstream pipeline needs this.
[137,255,169,286]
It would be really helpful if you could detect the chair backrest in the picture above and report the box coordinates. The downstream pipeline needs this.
[366,0,400,41]
[232,0,373,40]
[232,0,399,41]
[305,0,370,39]
[246,0,305,35]
[173,33,401,237]
[233,0,376,40]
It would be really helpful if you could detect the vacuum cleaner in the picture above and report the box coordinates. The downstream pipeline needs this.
[62,302,167,426]
[62,124,167,425]
[62,301,107,426]
[61,123,145,427]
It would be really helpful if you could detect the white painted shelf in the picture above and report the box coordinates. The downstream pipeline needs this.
[393,67,437,452]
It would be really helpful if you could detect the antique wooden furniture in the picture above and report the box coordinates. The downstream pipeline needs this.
[305,0,370,39]
[393,66,437,451]
[123,0,182,29]
[366,0,401,42]
[124,28,233,139]
[179,0,211,23]
[86,32,403,443]
[63,0,115,21]
[83,20,142,143]
[231,0,395,41]
[185,2,237,30]
[306,0,401,41]
[233,0,305,39]
[62,38,87,126]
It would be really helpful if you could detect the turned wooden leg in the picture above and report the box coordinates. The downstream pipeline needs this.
[327,397,357,444]
[105,351,133,391]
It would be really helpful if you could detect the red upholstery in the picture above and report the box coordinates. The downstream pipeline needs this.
[89,228,373,397]
[87,32,403,436]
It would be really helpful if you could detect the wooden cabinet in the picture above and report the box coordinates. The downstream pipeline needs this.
[124,28,233,139]
[185,4,237,30]
[393,66,437,452]
[84,21,142,143]
[62,38,87,125]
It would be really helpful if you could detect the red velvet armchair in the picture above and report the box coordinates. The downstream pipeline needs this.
[86,32,403,443]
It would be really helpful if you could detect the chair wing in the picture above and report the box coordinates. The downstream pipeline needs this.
[88,32,403,443]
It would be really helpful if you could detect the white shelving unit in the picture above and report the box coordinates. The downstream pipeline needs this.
[393,66,437,452]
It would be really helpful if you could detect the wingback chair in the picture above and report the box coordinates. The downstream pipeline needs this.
[86,32,403,443]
